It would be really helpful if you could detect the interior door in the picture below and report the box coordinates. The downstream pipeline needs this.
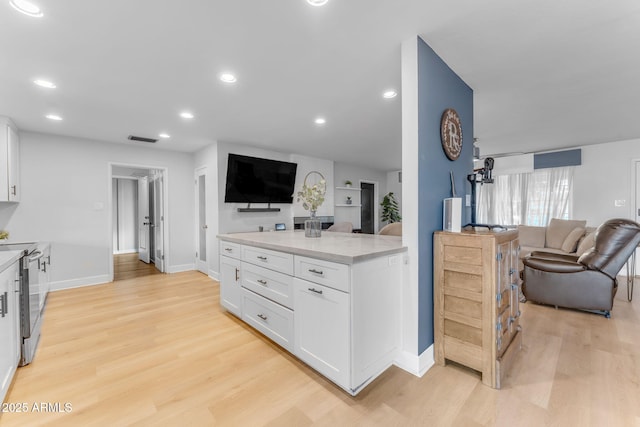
[195,168,208,274]
[138,176,150,264]
[360,182,375,234]
[153,173,165,272]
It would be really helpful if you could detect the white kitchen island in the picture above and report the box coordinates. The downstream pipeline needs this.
[217,230,406,395]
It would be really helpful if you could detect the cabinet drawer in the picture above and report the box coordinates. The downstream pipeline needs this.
[242,288,294,353]
[242,246,294,275]
[294,256,349,292]
[242,262,294,309]
[219,241,241,260]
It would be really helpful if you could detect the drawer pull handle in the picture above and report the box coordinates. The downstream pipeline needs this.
[257,279,267,285]
[308,268,324,275]
[225,248,233,252]
[0,291,7,317]
[257,256,268,261]
[308,287,323,294]
[235,268,239,281]
[257,313,268,321]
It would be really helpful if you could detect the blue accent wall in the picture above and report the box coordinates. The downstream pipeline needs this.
[417,38,474,353]
[534,149,582,169]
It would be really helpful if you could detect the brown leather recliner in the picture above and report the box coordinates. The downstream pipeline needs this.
[522,218,640,317]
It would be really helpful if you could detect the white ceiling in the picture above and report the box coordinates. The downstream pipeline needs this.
[1,0,639,171]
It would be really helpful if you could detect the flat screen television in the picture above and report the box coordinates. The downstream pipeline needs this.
[224,154,298,204]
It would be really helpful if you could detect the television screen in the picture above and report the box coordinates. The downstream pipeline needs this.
[224,154,298,204]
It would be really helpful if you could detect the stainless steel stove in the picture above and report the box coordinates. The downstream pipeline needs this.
[0,242,49,365]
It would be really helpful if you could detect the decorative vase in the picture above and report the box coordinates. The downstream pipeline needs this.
[305,210,322,238]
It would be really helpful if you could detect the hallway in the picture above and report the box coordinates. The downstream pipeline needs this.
[113,253,163,281]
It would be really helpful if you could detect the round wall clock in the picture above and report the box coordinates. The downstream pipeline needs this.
[440,108,463,161]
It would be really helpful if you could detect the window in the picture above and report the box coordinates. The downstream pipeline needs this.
[477,166,574,226]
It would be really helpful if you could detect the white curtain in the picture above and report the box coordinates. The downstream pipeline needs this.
[477,166,574,226]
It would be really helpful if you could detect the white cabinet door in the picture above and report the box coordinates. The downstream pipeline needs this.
[220,255,242,317]
[0,261,19,403]
[293,278,350,389]
[7,125,19,202]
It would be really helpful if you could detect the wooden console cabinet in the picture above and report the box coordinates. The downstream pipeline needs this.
[434,229,522,389]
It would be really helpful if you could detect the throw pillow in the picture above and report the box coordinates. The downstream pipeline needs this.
[545,218,587,249]
[518,225,546,248]
[561,227,585,253]
[576,231,596,256]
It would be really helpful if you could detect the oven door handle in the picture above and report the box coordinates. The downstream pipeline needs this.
[29,250,44,262]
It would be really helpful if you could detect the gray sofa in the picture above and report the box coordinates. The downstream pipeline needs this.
[518,218,596,270]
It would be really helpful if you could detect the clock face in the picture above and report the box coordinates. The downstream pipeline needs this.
[440,108,463,161]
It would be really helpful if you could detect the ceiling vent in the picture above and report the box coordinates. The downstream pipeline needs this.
[128,135,158,143]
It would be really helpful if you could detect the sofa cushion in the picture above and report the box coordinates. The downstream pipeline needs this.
[576,231,596,256]
[561,227,586,253]
[518,225,546,248]
[518,246,569,271]
[545,218,587,250]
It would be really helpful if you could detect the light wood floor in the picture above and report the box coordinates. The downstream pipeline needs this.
[2,273,639,426]
[113,253,163,281]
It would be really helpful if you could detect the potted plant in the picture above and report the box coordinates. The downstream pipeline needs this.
[296,171,326,237]
[344,180,352,188]
[380,192,401,223]
[346,196,352,205]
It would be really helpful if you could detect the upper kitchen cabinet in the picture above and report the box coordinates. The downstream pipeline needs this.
[0,117,20,202]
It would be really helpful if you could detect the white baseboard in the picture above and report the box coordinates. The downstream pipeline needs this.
[167,263,195,273]
[394,345,435,377]
[113,249,137,255]
[209,269,219,281]
[50,275,111,292]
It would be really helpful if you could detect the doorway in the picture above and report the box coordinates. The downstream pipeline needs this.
[195,167,209,275]
[110,164,168,282]
[360,181,378,234]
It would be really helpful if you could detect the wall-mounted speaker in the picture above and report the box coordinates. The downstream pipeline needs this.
[443,197,461,232]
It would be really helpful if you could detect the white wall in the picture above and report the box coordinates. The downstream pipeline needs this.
[291,154,334,219]
[333,162,388,232]
[0,132,195,289]
[194,142,336,277]
[215,142,334,234]
[386,170,403,218]
[398,36,421,372]
[573,138,640,226]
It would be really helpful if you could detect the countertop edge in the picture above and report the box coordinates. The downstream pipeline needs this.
[218,234,407,264]
[0,250,23,273]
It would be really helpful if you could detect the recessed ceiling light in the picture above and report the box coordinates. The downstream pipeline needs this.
[33,79,56,89]
[219,73,237,83]
[45,114,62,121]
[383,90,397,99]
[158,133,171,139]
[307,0,328,6]
[314,117,326,125]
[179,112,194,119]
[10,0,43,17]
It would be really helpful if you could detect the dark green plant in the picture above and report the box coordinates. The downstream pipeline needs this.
[381,192,401,223]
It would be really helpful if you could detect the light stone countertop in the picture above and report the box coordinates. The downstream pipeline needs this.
[0,250,24,273]
[217,230,406,264]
